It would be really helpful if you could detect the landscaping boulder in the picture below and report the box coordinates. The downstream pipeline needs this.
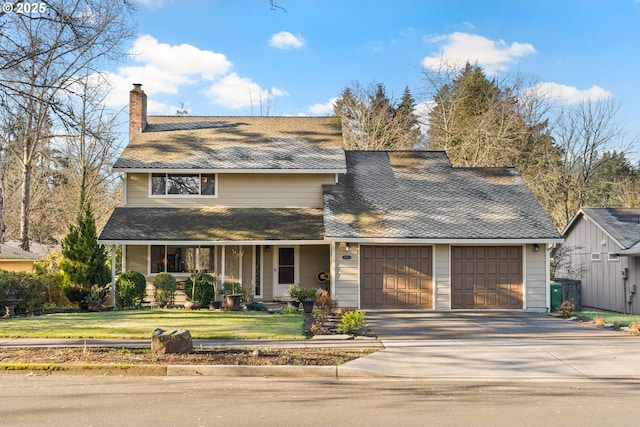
[151,328,193,354]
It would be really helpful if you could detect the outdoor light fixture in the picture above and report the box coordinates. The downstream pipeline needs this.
[345,242,350,252]
[533,244,540,252]
[265,245,270,253]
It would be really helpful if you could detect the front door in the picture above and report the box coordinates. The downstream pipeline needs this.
[274,246,299,298]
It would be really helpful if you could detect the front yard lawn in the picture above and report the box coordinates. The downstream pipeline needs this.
[0,309,306,340]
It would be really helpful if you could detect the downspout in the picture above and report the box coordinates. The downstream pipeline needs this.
[546,244,551,312]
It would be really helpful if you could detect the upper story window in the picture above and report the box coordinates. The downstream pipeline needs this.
[151,173,216,197]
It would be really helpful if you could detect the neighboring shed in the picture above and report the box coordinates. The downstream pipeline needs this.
[0,244,40,272]
[559,207,640,314]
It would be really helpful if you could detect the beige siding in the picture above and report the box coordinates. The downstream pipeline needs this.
[525,244,547,311]
[300,245,330,291]
[126,173,335,208]
[560,216,627,312]
[125,245,148,274]
[334,243,359,308]
[434,244,450,310]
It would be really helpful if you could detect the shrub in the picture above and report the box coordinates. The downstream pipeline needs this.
[281,305,299,315]
[185,272,217,306]
[315,289,336,313]
[153,273,177,308]
[116,271,147,308]
[337,310,366,334]
[555,299,575,318]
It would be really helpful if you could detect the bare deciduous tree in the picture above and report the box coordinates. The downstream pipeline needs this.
[0,0,134,250]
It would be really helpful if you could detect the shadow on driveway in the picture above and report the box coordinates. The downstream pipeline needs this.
[364,310,632,341]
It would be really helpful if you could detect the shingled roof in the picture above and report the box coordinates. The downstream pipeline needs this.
[98,207,325,243]
[113,116,346,172]
[323,151,562,241]
[565,207,640,255]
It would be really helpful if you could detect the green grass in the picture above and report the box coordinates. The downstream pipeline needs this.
[574,310,640,327]
[0,309,306,340]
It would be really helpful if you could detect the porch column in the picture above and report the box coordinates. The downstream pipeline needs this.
[110,245,117,308]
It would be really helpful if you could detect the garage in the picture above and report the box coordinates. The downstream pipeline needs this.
[360,246,432,309]
[451,246,522,309]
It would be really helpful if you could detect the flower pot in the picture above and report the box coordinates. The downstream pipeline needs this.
[209,301,221,310]
[254,302,264,311]
[302,300,315,314]
[288,300,300,308]
[225,294,242,311]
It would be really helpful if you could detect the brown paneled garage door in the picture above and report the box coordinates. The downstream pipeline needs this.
[451,246,523,309]
[360,246,432,309]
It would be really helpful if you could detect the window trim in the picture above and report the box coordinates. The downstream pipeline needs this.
[149,173,218,198]
[608,253,620,262]
[591,253,601,261]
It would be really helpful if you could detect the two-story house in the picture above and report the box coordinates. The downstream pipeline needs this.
[98,84,562,311]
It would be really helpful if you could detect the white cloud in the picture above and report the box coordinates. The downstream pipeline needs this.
[269,31,306,49]
[528,82,613,105]
[204,73,287,109]
[422,32,536,74]
[129,35,231,80]
[308,98,338,115]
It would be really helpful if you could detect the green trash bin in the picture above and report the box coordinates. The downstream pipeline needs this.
[550,282,562,311]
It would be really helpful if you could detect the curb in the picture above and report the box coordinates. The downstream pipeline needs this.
[1,363,382,378]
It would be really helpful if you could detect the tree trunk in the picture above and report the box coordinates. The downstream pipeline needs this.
[20,142,31,251]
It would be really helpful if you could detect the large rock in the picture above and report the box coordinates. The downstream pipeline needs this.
[151,328,193,354]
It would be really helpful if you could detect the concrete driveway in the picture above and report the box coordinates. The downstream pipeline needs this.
[340,310,640,380]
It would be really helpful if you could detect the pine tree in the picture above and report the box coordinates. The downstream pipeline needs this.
[60,203,110,304]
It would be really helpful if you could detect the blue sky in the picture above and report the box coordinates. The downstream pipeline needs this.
[105,0,640,154]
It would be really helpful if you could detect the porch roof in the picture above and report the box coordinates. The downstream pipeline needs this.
[98,207,325,244]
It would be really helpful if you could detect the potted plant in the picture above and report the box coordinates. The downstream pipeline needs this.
[185,271,217,309]
[288,284,318,313]
[220,282,244,311]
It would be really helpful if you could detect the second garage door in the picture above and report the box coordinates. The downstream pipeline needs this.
[360,246,433,309]
[451,246,523,309]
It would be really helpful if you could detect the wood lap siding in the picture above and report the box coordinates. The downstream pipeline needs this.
[126,173,335,208]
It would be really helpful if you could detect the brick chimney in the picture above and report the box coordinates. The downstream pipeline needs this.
[129,83,147,138]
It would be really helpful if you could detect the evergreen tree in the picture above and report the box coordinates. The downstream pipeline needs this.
[334,81,422,150]
[60,203,110,305]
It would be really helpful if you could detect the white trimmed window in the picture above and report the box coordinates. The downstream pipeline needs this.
[151,173,216,196]
[608,253,620,262]
[591,253,601,261]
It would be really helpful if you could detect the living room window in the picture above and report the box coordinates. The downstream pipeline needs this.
[150,245,215,274]
[151,173,216,196]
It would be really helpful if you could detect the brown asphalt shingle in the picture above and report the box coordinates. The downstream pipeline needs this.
[98,207,324,242]
[114,116,346,171]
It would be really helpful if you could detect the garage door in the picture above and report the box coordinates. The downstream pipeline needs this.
[452,246,522,309]
[360,246,432,309]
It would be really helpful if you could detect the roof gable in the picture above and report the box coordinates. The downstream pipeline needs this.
[323,151,561,241]
[114,116,347,172]
[565,207,640,250]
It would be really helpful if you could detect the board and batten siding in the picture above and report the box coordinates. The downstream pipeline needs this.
[525,244,547,311]
[125,173,335,208]
[434,244,450,310]
[561,215,628,313]
[333,242,359,308]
